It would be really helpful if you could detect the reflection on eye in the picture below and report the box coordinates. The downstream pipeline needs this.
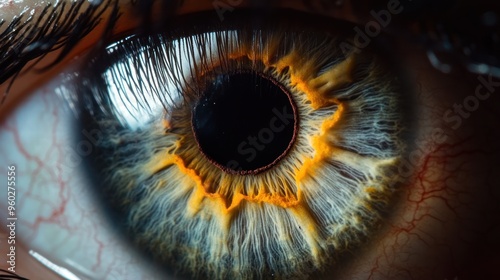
[63,11,411,279]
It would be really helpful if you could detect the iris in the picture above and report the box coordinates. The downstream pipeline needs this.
[73,11,410,279]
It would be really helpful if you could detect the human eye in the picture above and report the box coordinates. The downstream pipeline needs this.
[1,0,499,280]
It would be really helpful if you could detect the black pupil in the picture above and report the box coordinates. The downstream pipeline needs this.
[192,71,296,174]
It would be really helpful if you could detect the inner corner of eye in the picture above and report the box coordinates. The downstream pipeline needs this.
[73,16,412,279]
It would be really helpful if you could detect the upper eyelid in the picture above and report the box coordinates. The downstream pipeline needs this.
[0,0,304,97]
[0,0,119,106]
[0,0,374,115]
[0,0,201,104]
[2,0,490,112]
[0,0,362,92]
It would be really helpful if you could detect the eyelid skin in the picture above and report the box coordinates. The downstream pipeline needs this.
[0,0,369,120]
[0,0,135,120]
[3,0,414,120]
[1,1,500,280]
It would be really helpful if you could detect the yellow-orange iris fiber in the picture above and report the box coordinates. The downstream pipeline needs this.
[141,36,396,258]
[145,52,354,209]
[93,27,406,279]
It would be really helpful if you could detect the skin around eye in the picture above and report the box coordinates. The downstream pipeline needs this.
[1,1,500,280]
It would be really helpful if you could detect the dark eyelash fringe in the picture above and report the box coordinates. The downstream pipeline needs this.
[77,19,353,122]
[0,268,29,280]
[0,0,118,105]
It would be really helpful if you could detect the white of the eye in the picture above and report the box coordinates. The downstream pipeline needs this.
[0,75,166,279]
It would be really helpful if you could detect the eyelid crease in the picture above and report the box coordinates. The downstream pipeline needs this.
[0,0,117,107]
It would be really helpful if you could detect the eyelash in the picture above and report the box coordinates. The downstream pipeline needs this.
[0,0,116,104]
[74,10,357,116]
